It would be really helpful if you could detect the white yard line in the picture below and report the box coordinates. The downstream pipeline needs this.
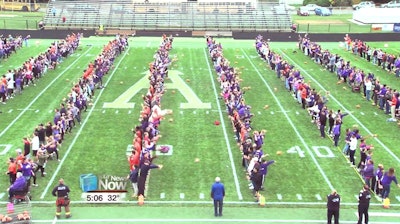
[40,46,130,199]
[30,218,400,223]
[279,50,400,164]
[202,48,243,201]
[0,47,93,140]
[242,49,335,191]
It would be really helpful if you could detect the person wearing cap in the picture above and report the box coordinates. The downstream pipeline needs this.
[211,177,225,217]
[52,178,71,219]
[357,184,371,224]
[327,190,340,224]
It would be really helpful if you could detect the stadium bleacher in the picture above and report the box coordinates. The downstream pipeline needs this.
[43,0,292,33]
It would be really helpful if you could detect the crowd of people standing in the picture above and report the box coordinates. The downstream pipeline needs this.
[126,34,173,199]
[6,33,129,202]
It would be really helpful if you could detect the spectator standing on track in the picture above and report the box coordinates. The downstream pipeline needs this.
[357,185,371,224]
[327,190,340,224]
[211,177,225,217]
[380,167,400,199]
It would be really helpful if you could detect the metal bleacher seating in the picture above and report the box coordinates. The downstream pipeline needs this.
[43,0,293,33]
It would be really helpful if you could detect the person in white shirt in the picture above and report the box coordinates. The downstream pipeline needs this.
[364,78,373,101]
[349,134,358,167]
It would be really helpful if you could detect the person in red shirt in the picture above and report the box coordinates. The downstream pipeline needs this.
[23,137,31,157]
[6,158,17,184]
[388,92,399,122]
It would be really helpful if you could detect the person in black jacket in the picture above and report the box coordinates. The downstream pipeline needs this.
[327,190,340,224]
[127,167,139,198]
[357,184,371,224]
[52,178,71,219]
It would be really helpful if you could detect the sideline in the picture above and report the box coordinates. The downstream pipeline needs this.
[0,47,93,140]
[242,49,335,191]
[31,218,400,223]
[202,48,243,201]
[278,50,400,164]
[40,45,131,199]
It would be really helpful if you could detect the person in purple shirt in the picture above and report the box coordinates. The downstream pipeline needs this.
[7,172,26,201]
[332,120,341,147]
[362,159,375,188]
[380,167,400,199]
[260,158,275,190]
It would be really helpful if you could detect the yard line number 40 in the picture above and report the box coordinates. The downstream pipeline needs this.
[287,146,335,158]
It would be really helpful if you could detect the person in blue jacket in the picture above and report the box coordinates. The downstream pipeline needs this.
[211,177,225,217]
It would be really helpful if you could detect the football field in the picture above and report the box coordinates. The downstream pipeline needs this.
[0,36,399,223]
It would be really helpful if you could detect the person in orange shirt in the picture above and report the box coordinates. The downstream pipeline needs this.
[6,158,17,184]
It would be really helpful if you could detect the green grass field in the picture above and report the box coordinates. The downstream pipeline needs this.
[0,36,399,223]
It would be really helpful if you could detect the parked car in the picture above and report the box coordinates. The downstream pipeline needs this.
[314,7,332,16]
[352,1,375,10]
[297,6,310,16]
[381,0,400,8]
[303,3,320,11]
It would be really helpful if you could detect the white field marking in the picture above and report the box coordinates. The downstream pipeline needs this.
[243,50,335,191]
[0,47,92,140]
[2,200,399,207]
[146,42,151,47]
[374,112,378,115]
[29,219,400,223]
[206,110,209,114]
[315,194,322,201]
[0,144,13,155]
[360,112,365,115]
[258,111,261,115]
[203,48,243,201]
[270,111,274,114]
[193,110,196,114]
[296,194,303,200]
[48,110,52,113]
[199,193,205,199]
[102,110,106,113]
[51,217,57,224]
[16,108,35,111]
[355,212,400,217]
[296,111,299,115]
[279,50,400,164]
[180,193,185,199]
[160,193,165,199]
[277,110,290,113]
[396,196,400,202]
[180,111,183,114]
[354,194,359,200]
[40,46,130,199]
[277,194,282,200]
[128,110,131,114]
[7,109,12,113]
[0,193,4,199]
[115,110,119,114]
[35,109,39,113]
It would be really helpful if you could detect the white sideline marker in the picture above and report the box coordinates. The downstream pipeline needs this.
[354,195,359,200]
[277,194,282,200]
[199,193,205,199]
[0,193,5,199]
[35,109,39,113]
[180,111,183,115]
[357,212,400,217]
[193,111,196,114]
[257,111,261,115]
[48,110,52,113]
[374,112,378,116]
[296,194,302,200]
[295,111,299,115]
[128,110,131,114]
[315,194,322,201]
[160,193,165,199]
[180,193,185,199]
[360,112,365,115]
[115,110,119,114]
[270,111,274,115]
[102,110,106,114]
[396,196,400,202]
[206,111,209,114]
[8,109,13,113]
